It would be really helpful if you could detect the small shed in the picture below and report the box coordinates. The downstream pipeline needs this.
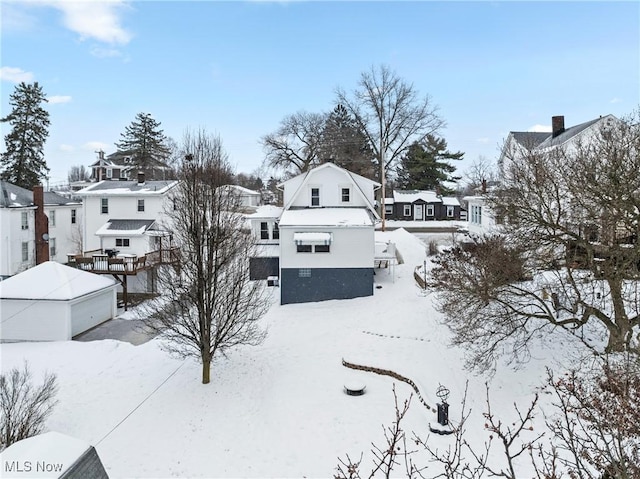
[0,431,109,478]
[0,261,117,341]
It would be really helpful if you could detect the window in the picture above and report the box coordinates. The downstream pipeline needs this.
[49,210,56,227]
[71,209,77,224]
[49,238,56,257]
[385,205,393,216]
[471,205,482,224]
[115,238,130,247]
[260,222,269,240]
[296,244,312,253]
[273,223,279,240]
[101,198,109,214]
[341,188,350,203]
[311,187,320,207]
[298,268,311,278]
[106,169,112,179]
[21,242,28,262]
[21,211,28,230]
[314,244,330,253]
[138,199,145,212]
[426,205,434,217]
[403,205,411,217]
[446,206,454,218]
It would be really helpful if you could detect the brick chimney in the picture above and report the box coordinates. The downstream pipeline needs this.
[481,179,487,194]
[137,171,145,185]
[552,115,565,138]
[33,185,50,265]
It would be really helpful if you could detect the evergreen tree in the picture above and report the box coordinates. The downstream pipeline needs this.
[395,135,463,194]
[0,82,50,188]
[115,112,170,178]
[319,104,375,179]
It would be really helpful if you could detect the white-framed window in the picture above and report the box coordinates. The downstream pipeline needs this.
[296,243,330,253]
[426,205,434,217]
[446,205,454,218]
[385,205,393,216]
[273,222,279,240]
[49,238,56,257]
[296,244,312,253]
[310,187,320,207]
[137,199,145,212]
[21,211,28,230]
[341,187,350,203]
[471,205,482,224]
[403,205,411,217]
[71,209,77,224]
[101,198,109,214]
[260,222,269,240]
[49,209,56,227]
[298,268,311,278]
[106,169,112,179]
[21,242,28,262]
[115,238,130,247]
[314,244,330,253]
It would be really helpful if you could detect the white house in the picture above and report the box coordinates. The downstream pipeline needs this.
[276,162,380,304]
[75,173,178,257]
[246,205,283,280]
[0,181,82,278]
[219,184,262,210]
[0,261,117,341]
[463,194,499,236]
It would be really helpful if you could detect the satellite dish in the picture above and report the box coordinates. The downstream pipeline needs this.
[42,233,49,241]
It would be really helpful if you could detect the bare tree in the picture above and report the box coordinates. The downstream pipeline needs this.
[261,111,327,175]
[0,362,58,451]
[142,130,268,384]
[462,156,497,194]
[429,112,640,371]
[336,64,445,228]
[67,164,90,183]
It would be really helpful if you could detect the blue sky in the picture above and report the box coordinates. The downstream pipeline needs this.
[1,1,638,185]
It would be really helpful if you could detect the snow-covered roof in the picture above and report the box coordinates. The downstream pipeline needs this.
[246,205,283,220]
[76,180,178,195]
[442,197,460,206]
[0,431,93,477]
[220,184,261,196]
[0,181,79,208]
[0,261,116,300]
[96,219,156,236]
[279,208,375,227]
[393,190,440,203]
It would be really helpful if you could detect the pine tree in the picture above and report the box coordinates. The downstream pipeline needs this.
[395,135,463,194]
[319,104,375,179]
[115,112,170,178]
[0,82,50,189]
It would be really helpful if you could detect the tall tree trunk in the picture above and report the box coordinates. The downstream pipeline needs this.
[202,356,211,384]
[606,275,631,352]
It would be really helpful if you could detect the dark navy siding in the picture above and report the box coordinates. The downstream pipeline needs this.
[280,268,374,304]
[250,257,280,280]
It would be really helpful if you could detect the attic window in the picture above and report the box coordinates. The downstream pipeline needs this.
[341,187,350,203]
[311,187,320,207]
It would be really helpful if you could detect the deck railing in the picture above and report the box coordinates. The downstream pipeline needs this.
[67,247,179,274]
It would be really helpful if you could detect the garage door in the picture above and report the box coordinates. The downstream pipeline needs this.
[70,292,114,336]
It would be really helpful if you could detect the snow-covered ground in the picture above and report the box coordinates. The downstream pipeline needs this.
[1,229,584,478]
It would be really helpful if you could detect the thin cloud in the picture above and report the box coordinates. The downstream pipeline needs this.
[90,46,124,58]
[0,66,34,83]
[528,124,552,133]
[50,1,133,45]
[49,95,72,104]
[610,97,621,104]
[84,141,109,151]
[476,137,490,144]
[59,144,75,152]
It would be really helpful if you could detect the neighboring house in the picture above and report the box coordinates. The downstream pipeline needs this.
[276,162,381,304]
[247,205,283,280]
[384,190,462,221]
[89,149,173,182]
[219,184,262,210]
[0,261,118,341]
[499,114,620,170]
[76,173,178,257]
[463,194,499,236]
[0,181,82,278]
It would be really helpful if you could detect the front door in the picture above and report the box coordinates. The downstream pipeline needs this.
[414,204,424,221]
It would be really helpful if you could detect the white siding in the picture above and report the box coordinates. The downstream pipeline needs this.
[279,226,374,269]
[0,300,70,341]
[0,208,36,276]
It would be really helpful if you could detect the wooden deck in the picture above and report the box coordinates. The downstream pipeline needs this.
[67,248,179,275]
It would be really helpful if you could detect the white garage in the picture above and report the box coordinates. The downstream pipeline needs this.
[0,261,117,341]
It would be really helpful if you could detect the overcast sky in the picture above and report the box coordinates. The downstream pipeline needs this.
[1,1,638,185]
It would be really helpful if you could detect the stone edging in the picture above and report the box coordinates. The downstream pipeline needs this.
[342,358,434,412]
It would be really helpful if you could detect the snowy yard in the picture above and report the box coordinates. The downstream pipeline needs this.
[1,229,583,478]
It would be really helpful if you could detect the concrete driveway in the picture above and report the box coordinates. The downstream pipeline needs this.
[74,318,157,345]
